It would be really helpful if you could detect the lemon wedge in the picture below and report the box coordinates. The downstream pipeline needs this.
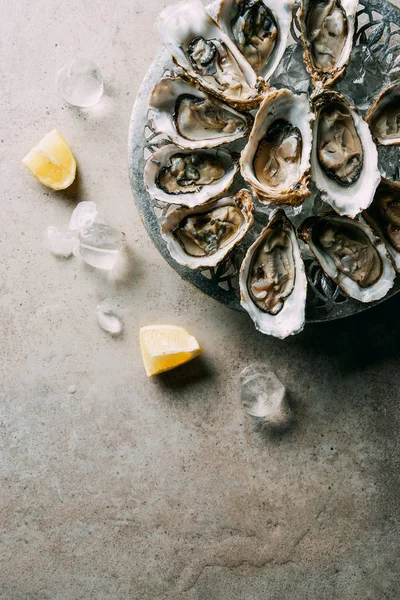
[23,128,76,190]
[140,325,203,377]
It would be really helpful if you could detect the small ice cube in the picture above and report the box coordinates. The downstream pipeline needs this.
[336,45,386,110]
[77,223,125,270]
[270,44,311,94]
[69,201,98,231]
[58,58,104,108]
[240,365,290,425]
[47,226,77,258]
[96,307,123,335]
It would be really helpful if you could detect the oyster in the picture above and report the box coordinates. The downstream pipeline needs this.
[157,0,264,110]
[149,76,252,149]
[366,81,400,146]
[299,0,358,87]
[240,88,314,206]
[216,0,293,80]
[298,214,395,302]
[363,179,400,272]
[311,91,380,218]
[239,210,307,338]
[161,189,254,268]
[144,145,238,207]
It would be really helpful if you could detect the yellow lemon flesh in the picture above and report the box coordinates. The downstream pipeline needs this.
[23,128,76,190]
[140,325,203,377]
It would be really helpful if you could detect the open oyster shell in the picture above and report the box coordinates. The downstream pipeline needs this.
[157,0,265,110]
[216,0,294,81]
[299,0,358,88]
[240,88,314,206]
[311,90,380,219]
[144,144,238,207]
[363,179,400,272]
[160,189,254,268]
[298,213,396,302]
[149,76,252,149]
[239,210,307,338]
[366,81,400,146]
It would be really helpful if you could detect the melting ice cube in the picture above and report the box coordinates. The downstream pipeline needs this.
[96,307,123,335]
[58,59,104,108]
[240,365,290,425]
[47,226,77,258]
[76,223,125,270]
[69,201,98,231]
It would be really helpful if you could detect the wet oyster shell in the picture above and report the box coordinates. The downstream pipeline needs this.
[366,81,400,146]
[216,0,293,81]
[299,0,358,88]
[298,213,395,302]
[239,210,307,338]
[160,189,254,268]
[363,178,400,272]
[311,90,380,219]
[157,0,265,110]
[144,144,238,207]
[240,88,314,206]
[149,76,252,149]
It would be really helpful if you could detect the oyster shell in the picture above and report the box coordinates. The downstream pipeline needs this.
[144,145,238,207]
[363,179,400,272]
[149,76,252,149]
[216,0,293,80]
[298,214,395,302]
[366,81,400,146]
[311,91,380,218]
[299,0,358,87]
[161,189,254,268]
[157,0,264,110]
[239,210,307,338]
[240,88,314,206]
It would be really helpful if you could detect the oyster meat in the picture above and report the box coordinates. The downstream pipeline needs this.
[239,210,307,338]
[144,145,238,206]
[149,76,252,149]
[240,88,314,205]
[157,0,263,110]
[366,81,400,146]
[363,179,400,272]
[311,91,380,218]
[161,189,254,268]
[298,214,395,302]
[217,0,293,80]
[299,0,358,87]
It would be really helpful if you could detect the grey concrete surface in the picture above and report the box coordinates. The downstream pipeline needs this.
[1,1,400,598]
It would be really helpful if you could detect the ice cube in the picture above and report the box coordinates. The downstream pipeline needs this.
[77,223,125,270]
[336,45,387,110]
[378,146,400,180]
[69,201,98,231]
[47,226,77,258]
[270,44,311,95]
[58,59,104,108]
[240,365,290,425]
[96,307,123,335]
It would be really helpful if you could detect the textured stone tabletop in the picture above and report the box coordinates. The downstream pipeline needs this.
[1,1,399,598]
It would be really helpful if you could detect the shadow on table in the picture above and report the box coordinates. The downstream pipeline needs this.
[154,355,216,393]
[293,292,400,372]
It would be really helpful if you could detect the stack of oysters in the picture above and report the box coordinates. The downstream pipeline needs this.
[143,0,400,338]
